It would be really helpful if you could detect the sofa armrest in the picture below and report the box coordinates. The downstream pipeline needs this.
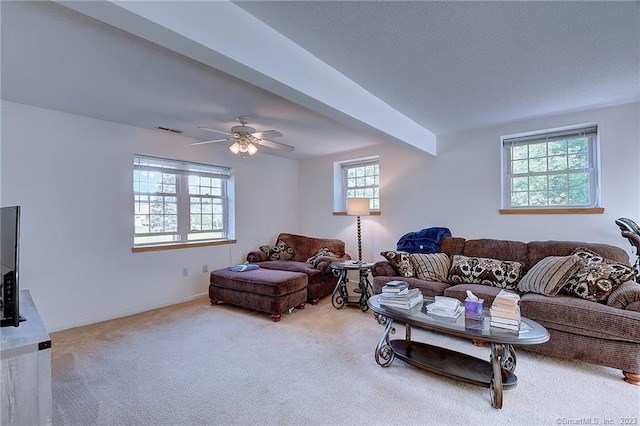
[607,281,640,312]
[371,261,397,277]
[247,250,268,263]
[314,255,352,275]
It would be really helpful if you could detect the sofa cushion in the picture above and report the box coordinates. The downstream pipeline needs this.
[447,255,523,290]
[607,281,640,311]
[462,239,529,270]
[260,240,295,261]
[276,233,346,262]
[306,247,338,264]
[438,237,466,259]
[443,283,505,306]
[409,253,450,282]
[380,250,415,278]
[561,248,638,302]
[519,293,640,343]
[527,241,630,269]
[256,261,323,284]
[517,255,583,296]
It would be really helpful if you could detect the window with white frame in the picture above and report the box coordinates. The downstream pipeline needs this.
[133,155,233,246]
[340,158,380,211]
[501,125,599,209]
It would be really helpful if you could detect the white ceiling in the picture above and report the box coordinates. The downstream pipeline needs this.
[2,1,638,160]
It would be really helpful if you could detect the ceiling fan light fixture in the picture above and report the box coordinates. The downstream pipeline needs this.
[238,141,249,153]
[247,142,258,155]
[194,117,292,154]
[229,142,241,154]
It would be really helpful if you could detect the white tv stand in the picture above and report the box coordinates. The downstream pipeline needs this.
[1,290,52,425]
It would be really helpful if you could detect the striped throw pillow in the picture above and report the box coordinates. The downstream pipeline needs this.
[409,253,451,282]
[517,255,583,296]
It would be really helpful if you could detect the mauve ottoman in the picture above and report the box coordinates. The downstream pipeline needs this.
[209,268,307,322]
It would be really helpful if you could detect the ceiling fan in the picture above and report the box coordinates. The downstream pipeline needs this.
[191,116,294,156]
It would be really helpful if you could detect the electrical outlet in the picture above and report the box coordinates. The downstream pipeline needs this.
[182,268,188,277]
[202,264,209,273]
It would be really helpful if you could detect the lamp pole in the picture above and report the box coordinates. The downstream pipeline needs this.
[347,197,370,265]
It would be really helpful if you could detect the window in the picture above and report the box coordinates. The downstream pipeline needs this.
[335,157,380,212]
[134,155,233,246]
[501,125,599,210]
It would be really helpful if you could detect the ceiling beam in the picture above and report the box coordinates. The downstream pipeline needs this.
[56,0,436,156]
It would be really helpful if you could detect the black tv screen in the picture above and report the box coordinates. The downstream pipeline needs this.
[1,205,24,327]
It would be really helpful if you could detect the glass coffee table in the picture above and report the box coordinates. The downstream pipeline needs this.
[368,294,549,409]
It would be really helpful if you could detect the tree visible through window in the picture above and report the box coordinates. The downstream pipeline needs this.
[342,159,379,211]
[502,125,599,209]
[134,155,232,246]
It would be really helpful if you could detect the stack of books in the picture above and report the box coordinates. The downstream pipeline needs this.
[379,286,423,310]
[489,289,521,331]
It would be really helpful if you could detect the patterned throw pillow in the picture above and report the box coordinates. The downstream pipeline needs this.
[447,255,524,290]
[306,247,339,264]
[259,240,295,261]
[380,251,415,278]
[562,248,639,302]
[517,256,583,296]
[409,253,451,282]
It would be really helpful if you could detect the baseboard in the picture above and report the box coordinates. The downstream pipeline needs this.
[48,292,208,333]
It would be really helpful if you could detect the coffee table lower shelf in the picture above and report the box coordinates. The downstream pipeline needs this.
[390,339,518,389]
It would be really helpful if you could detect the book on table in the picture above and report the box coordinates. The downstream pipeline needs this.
[382,285,409,293]
[489,317,520,331]
[489,303,521,320]
[493,289,520,309]
[490,315,520,326]
[382,280,409,293]
[379,288,423,309]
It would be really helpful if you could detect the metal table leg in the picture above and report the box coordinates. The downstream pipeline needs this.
[331,270,348,309]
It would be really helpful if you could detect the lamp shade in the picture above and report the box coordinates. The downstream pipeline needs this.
[347,198,370,216]
[229,142,240,154]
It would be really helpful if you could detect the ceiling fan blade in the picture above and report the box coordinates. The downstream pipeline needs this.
[251,130,283,139]
[257,138,294,151]
[197,126,232,136]
[190,138,232,146]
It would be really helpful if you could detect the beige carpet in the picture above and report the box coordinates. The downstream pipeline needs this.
[51,296,639,426]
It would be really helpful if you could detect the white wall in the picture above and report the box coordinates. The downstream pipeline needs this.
[0,101,299,331]
[3,101,637,331]
[298,102,640,263]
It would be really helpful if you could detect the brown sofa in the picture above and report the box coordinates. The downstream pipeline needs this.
[247,233,351,304]
[372,237,640,384]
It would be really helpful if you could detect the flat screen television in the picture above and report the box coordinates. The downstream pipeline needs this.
[1,205,25,327]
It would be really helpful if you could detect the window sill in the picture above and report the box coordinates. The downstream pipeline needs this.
[132,239,237,253]
[499,207,604,215]
[333,211,381,216]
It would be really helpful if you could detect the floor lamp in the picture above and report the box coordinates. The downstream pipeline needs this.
[347,198,370,263]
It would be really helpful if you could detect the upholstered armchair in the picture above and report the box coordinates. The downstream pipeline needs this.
[247,233,351,304]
